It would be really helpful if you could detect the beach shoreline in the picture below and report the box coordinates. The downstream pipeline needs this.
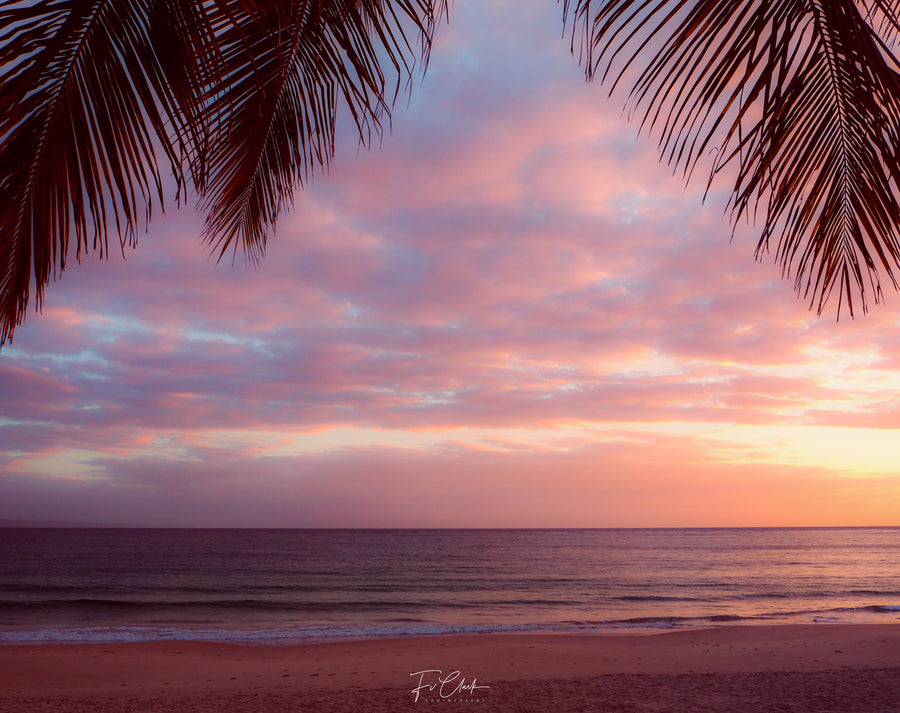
[1,623,898,712]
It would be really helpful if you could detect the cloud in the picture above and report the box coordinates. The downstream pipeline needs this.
[3,436,897,527]
[3,0,900,526]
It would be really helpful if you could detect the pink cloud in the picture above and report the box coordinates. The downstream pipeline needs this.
[4,0,900,526]
[3,438,897,527]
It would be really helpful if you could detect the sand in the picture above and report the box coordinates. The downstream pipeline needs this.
[1,624,899,712]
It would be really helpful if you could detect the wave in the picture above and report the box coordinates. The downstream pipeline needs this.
[0,598,449,612]
[2,604,897,645]
[4,595,900,617]
[848,590,900,598]
[0,620,703,645]
[614,595,713,602]
[0,596,603,612]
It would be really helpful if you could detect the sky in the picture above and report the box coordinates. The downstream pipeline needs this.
[2,1,900,528]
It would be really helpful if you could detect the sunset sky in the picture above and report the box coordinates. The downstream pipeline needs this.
[2,1,900,527]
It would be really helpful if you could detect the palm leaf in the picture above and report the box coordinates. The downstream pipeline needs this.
[0,0,444,345]
[197,0,445,261]
[565,0,900,316]
[0,0,212,345]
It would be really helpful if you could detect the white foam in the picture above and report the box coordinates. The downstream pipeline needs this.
[0,622,542,645]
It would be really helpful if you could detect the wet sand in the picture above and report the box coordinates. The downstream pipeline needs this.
[1,624,898,712]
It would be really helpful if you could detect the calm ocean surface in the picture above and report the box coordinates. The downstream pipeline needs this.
[0,528,898,644]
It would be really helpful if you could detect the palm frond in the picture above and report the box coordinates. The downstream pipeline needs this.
[198,0,445,262]
[565,0,900,316]
[0,0,444,345]
[0,0,211,345]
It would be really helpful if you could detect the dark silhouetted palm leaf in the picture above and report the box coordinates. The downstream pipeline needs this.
[0,0,210,344]
[5,1,900,348]
[198,0,442,260]
[0,0,443,344]
[565,0,900,316]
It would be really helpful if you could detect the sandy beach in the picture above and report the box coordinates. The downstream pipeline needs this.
[1,624,898,712]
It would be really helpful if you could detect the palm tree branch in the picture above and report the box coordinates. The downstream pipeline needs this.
[198,0,444,261]
[0,0,210,345]
[565,0,900,316]
[0,0,445,344]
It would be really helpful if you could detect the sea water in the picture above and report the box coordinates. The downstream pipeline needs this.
[0,527,897,644]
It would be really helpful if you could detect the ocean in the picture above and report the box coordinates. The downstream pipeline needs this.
[0,528,897,644]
